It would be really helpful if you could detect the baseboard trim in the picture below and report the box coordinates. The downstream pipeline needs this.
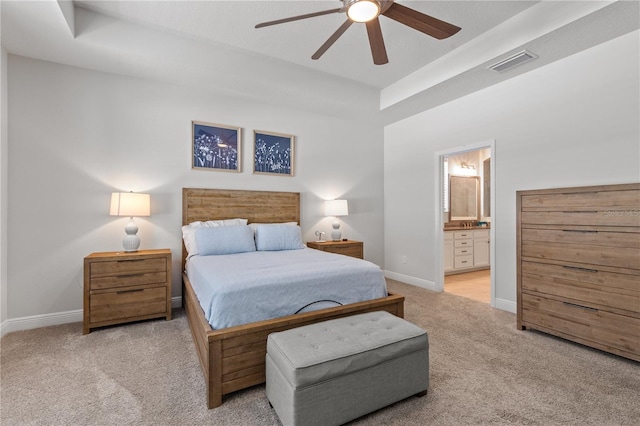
[384,270,437,292]
[384,270,517,314]
[0,296,184,337]
[2,309,82,336]
[171,296,182,308]
[0,319,8,338]
[494,297,517,314]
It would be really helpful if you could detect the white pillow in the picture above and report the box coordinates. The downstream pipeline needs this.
[254,224,305,251]
[249,221,297,234]
[194,225,256,256]
[182,218,248,258]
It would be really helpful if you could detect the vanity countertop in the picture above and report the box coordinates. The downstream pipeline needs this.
[444,225,490,231]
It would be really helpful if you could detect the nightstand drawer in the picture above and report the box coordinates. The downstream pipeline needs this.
[90,286,167,324]
[90,258,166,277]
[327,245,363,258]
[90,271,167,291]
[306,240,364,259]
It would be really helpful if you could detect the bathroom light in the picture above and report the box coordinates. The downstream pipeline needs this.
[346,0,380,23]
[110,192,151,252]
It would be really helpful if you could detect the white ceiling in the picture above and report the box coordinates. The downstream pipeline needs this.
[72,0,536,89]
[2,1,639,119]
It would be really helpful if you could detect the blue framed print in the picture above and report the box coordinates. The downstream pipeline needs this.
[192,121,241,172]
[253,130,295,176]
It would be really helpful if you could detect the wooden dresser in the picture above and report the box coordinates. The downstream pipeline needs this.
[517,183,639,361]
[83,249,172,334]
[306,240,363,259]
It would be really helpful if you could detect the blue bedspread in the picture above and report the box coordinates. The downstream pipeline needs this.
[185,248,388,329]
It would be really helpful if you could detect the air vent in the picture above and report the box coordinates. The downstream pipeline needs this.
[487,50,537,73]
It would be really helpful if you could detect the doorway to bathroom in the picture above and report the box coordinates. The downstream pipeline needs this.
[435,140,495,305]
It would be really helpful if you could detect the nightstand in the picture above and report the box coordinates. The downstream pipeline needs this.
[83,249,172,334]
[306,240,363,259]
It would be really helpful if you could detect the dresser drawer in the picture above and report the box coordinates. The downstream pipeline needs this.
[520,210,639,227]
[521,293,640,356]
[521,228,640,249]
[454,255,473,269]
[521,261,639,314]
[521,241,639,270]
[520,189,639,210]
[90,257,167,277]
[90,271,167,291]
[90,286,167,324]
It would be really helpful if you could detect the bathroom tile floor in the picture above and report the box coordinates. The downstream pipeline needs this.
[444,269,491,303]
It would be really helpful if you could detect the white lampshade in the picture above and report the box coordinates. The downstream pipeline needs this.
[346,0,380,23]
[110,192,150,252]
[110,192,151,217]
[325,199,349,217]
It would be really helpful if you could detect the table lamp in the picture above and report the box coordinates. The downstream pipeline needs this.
[110,192,151,252]
[325,199,349,241]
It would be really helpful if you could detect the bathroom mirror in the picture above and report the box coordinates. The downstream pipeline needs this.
[449,175,480,221]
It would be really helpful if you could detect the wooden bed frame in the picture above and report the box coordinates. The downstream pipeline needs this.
[182,188,405,408]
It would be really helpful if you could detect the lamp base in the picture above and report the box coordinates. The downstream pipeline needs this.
[122,218,141,252]
[331,221,341,241]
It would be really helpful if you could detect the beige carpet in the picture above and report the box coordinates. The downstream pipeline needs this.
[1,279,638,425]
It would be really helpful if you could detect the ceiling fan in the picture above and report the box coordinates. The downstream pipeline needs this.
[255,0,461,65]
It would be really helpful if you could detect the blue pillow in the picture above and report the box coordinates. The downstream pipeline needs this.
[255,224,305,251]
[194,225,256,256]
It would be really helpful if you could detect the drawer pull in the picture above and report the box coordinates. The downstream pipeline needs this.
[562,265,598,273]
[117,259,146,263]
[118,273,146,279]
[562,301,598,312]
[562,229,598,233]
[116,288,145,294]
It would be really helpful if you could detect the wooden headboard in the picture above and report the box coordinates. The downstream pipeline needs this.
[182,188,301,264]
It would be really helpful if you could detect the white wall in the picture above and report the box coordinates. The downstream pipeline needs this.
[3,55,384,331]
[384,30,640,311]
[1,44,8,330]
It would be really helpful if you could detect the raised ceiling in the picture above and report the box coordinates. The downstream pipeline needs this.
[2,1,638,119]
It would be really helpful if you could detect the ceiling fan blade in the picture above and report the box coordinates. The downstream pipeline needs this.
[366,18,388,65]
[312,20,353,60]
[255,8,342,29]
[383,3,461,39]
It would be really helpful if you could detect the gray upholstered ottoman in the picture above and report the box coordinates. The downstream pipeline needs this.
[266,311,429,426]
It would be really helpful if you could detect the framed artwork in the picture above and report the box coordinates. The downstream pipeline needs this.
[192,121,241,172]
[253,130,295,176]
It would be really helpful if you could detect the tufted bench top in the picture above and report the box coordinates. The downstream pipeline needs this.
[266,311,428,388]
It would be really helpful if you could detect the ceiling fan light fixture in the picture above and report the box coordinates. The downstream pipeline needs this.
[346,0,380,23]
